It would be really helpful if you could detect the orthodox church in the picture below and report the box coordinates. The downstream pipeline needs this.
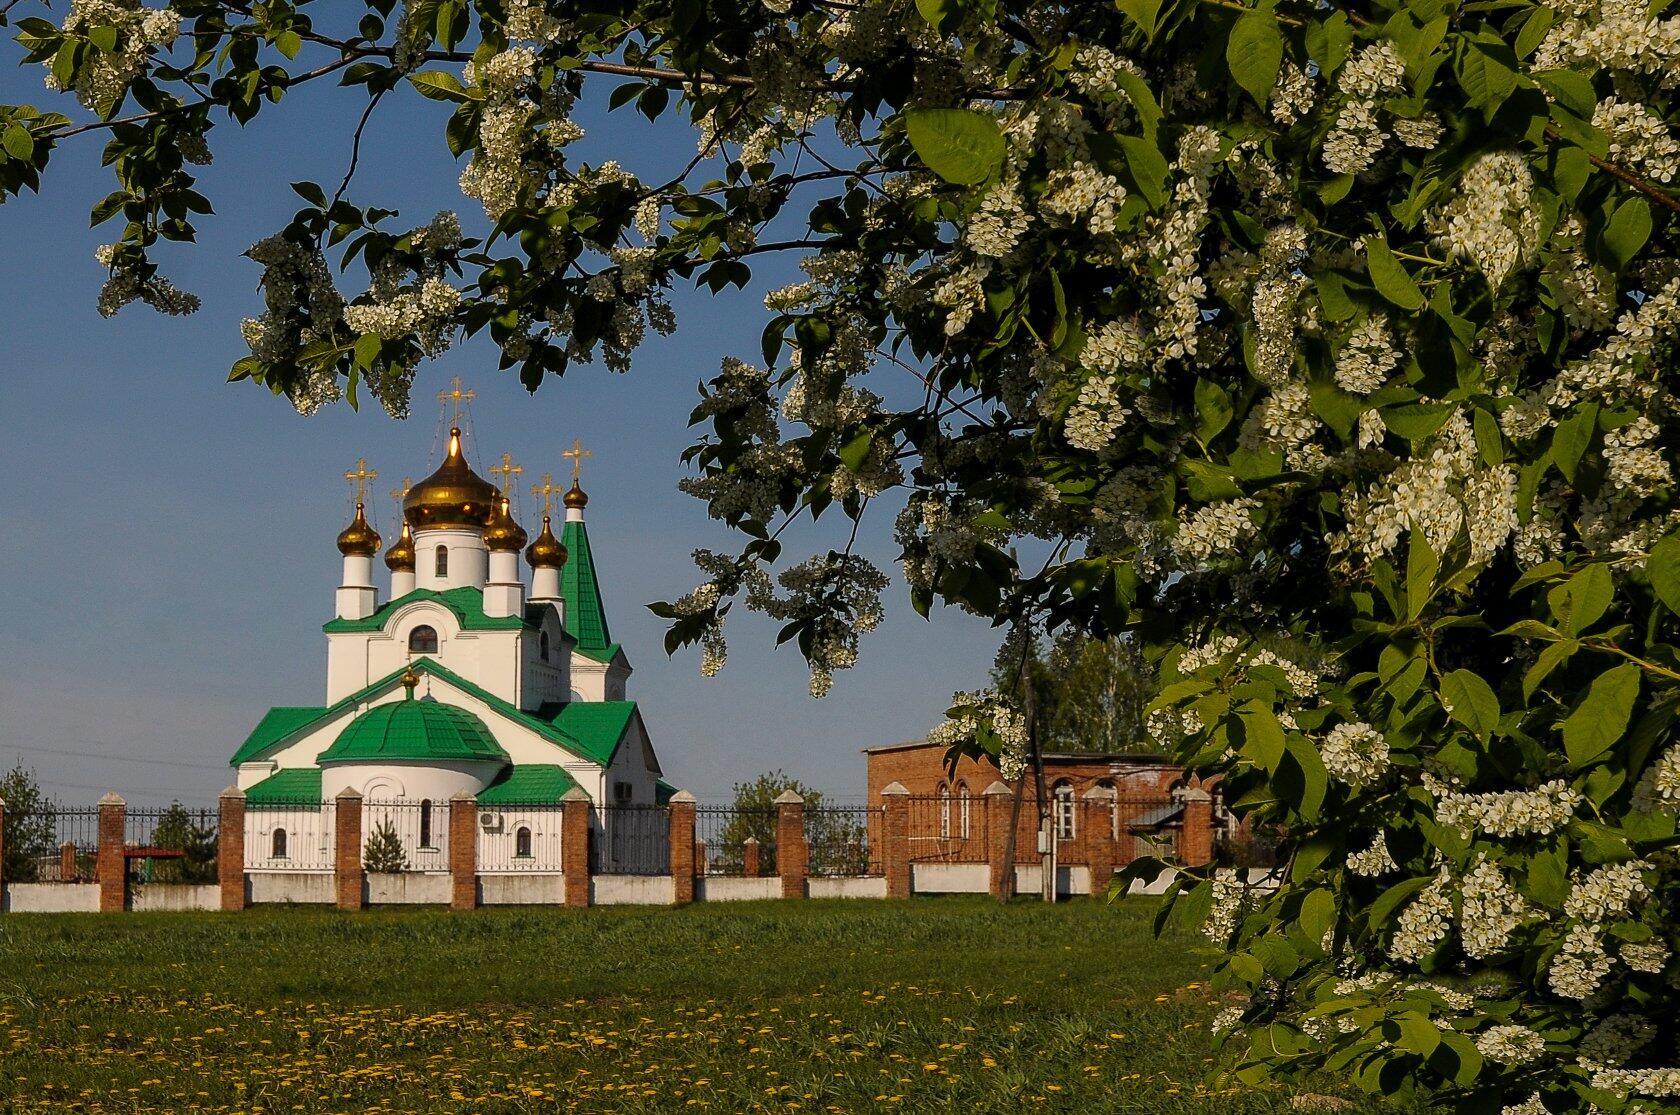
[230,424,673,818]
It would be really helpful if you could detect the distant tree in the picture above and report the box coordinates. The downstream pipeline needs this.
[0,763,56,884]
[993,633,1153,755]
[362,818,407,874]
[148,803,218,885]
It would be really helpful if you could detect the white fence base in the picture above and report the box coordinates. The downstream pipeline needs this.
[1,883,102,913]
[808,876,888,899]
[593,875,676,906]
[479,873,567,905]
[130,884,219,912]
[249,872,334,904]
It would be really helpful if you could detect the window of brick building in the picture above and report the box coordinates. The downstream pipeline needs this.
[1053,782,1076,840]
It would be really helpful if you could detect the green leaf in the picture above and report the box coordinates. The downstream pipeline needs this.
[1305,12,1353,77]
[289,180,327,207]
[1524,639,1579,700]
[1117,134,1170,208]
[1380,401,1455,441]
[1364,236,1424,311]
[1549,403,1598,481]
[1548,562,1613,635]
[1227,10,1283,107]
[1238,702,1286,772]
[839,430,873,472]
[1194,378,1233,442]
[1405,532,1438,621]
[1440,669,1500,742]
[904,108,1004,186]
[408,69,473,103]
[1648,535,1680,613]
[1562,662,1642,768]
[353,332,381,370]
[1603,197,1652,271]
[1114,0,1166,40]
[1,124,33,161]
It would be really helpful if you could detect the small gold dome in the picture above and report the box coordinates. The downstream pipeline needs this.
[336,502,382,556]
[404,427,498,531]
[385,520,416,571]
[525,514,568,568]
[483,496,529,552]
[563,483,589,510]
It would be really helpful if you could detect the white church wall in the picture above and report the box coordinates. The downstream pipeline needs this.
[477,806,565,872]
[248,872,334,904]
[366,873,451,905]
[325,763,496,822]
[1,883,101,913]
[130,884,219,912]
[592,875,675,905]
[413,528,488,592]
[479,874,567,905]
[328,599,524,705]
[420,676,602,787]
[245,807,335,871]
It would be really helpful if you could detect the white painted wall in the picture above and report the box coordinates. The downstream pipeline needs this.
[246,807,335,870]
[366,873,451,905]
[696,876,781,902]
[248,872,334,904]
[324,762,498,812]
[807,877,889,900]
[326,599,525,705]
[592,875,675,905]
[913,862,989,894]
[130,884,219,912]
[414,527,488,591]
[479,874,566,905]
[1,883,101,913]
[477,806,565,872]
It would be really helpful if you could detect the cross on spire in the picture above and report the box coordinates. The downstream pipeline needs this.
[390,476,413,506]
[490,452,524,496]
[532,472,562,518]
[344,458,378,506]
[562,437,593,486]
[436,375,476,426]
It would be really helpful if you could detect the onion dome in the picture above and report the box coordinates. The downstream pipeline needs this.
[564,482,588,510]
[525,514,568,568]
[483,495,528,552]
[385,520,416,571]
[336,502,382,556]
[403,427,498,530]
[317,696,509,764]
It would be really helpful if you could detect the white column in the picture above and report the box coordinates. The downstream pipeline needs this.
[484,549,525,618]
[336,554,377,620]
[414,528,488,591]
[391,567,416,598]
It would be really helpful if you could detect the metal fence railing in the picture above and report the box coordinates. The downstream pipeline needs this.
[805,805,878,876]
[363,800,449,874]
[695,805,776,876]
[3,804,100,883]
[123,806,220,884]
[477,804,564,872]
[245,800,335,872]
[593,805,670,875]
[905,794,987,863]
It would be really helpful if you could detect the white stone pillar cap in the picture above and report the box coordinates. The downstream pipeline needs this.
[668,790,696,804]
[98,791,125,806]
[881,782,909,796]
[981,781,1012,797]
[561,787,591,802]
[774,789,805,805]
[220,785,245,799]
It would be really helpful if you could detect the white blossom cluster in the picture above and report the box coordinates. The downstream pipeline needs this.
[1064,375,1130,451]
[1562,861,1651,923]
[1621,937,1670,974]
[1604,417,1673,496]
[1632,744,1680,810]
[1042,163,1128,236]
[1589,1064,1680,1102]
[1474,1024,1547,1065]
[92,243,199,319]
[1500,1096,1550,1115]
[1171,497,1260,563]
[1459,857,1529,959]
[1434,779,1582,838]
[1594,97,1680,183]
[1390,871,1454,964]
[1320,722,1389,787]
[926,689,1029,780]
[1426,151,1540,291]
[1347,832,1396,877]
[1535,0,1680,78]
[240,232,346,414]
[44,0,179,114]
[1334,315,1401,395]
[1205,868,1250,945]
[1269,61,1315,124]
[1549,922,1613,999]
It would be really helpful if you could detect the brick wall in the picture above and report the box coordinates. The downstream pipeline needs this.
[449,796,477,910]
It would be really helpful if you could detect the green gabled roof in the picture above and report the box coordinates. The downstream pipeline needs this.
[234,707,327,766]
[318,697,510,764]
[560,519,612,650]
[541,701,637,766]
[655,778,680,804]
[572,642,623,665]
[322,586,533,634]
[246,768,323,807]
[476,764,582,804]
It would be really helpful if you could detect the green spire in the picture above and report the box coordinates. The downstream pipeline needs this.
[561,517,611,651]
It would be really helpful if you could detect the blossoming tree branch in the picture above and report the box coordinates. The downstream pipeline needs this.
[7,0,1680,1106]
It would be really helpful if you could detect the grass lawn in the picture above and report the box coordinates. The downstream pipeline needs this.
[0,896,1403,1113]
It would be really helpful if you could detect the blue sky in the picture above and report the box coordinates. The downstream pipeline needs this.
[0,47,998,805]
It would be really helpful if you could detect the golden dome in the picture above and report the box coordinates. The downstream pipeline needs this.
[336,502,382,556]
[563,483,588,510]
[403,427,498,530]
[483,496,529,552]
[525,514,568,568]
[385,520,416,571]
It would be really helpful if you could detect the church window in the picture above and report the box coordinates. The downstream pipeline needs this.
[272,829,288,859]
[957,783,971,840]
[937,784,951,839]
[515,827,532,858]
[434,545,448,577]
[540,632,550,662]
[613,780,633,804]
[419,800,433,849]
[409,625,438,654]
[1053,782,1077,840]
[1098,780,1119,840]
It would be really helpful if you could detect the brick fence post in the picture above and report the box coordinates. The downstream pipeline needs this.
[0,794,6,897]
[61,842,78,883]
[219,786,246,912]
[1084,786,1116,898]
[1177,788,1214,868]
[561,787,592,908]
[449,794,478,911]
[97,792,126,913]
[881,782,910,899]
[775,790,807,899]
[694,840,708,878]
[742,837,760,878]
[983,781,1013,900]
[668,791,696,905]
[334,787,365,911]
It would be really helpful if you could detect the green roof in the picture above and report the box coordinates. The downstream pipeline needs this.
[476,764,582,804]
[317,697,510,765]
[560,519,612,650]
[655,778,680,804]
[234,707,327,766]
[322,586,533,634]
[246,768,324,807]
[541,701,637,765]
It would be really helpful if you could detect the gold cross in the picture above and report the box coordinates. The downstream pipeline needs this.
[390,477,413,516]
[490,452,524,496]
[562,438,593,486]
[436,375,476,426]
[344,458,378,505]
[531,473,562,517]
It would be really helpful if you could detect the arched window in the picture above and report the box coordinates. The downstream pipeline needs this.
[1053,781,1077,840]
[515,826,532,858]
[419,800,433,848]
[408,625,438,654]
[937,783,951,839]
[957,782,972,840]
[1097,779,1120,840]
[540,632,550,662]
[434,544,449,577]
[272,828,288,859]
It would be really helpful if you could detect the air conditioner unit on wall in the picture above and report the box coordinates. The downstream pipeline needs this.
[480,811,503,833]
